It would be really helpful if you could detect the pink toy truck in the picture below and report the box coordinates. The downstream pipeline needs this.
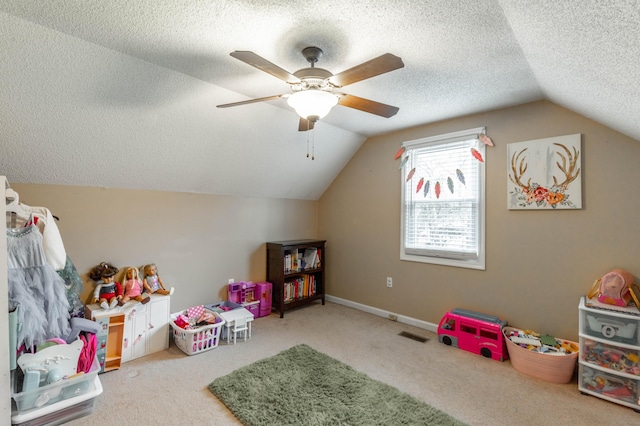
[437,308,509,361]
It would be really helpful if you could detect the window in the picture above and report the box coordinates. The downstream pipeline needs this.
[400,127,486,270]
[460,323,476,335]
[480,329,498,340]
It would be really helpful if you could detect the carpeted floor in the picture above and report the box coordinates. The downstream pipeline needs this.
[66,301,639,425]
[209,344,466,426]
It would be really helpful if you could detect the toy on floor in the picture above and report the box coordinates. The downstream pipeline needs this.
[90,262,123,310]
[437,308,508,361]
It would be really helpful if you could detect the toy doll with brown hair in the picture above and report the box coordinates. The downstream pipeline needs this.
[142,263,174,295]
[121,267,150,304]
[90,262,123,310]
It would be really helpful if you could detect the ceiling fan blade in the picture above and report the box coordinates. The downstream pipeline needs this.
[329,53,404,87]
[230,51,301,84]
[217,94,285,108]
[337,94,399,118]
[298,117,315,132]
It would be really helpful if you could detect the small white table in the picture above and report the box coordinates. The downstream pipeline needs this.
[219,307,254,344]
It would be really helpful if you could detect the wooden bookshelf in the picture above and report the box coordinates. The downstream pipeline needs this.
[267,239,325,318]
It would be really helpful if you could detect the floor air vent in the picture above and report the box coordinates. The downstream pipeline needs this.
[398,331,429,343]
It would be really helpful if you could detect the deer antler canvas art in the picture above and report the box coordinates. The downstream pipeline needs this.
[507,134,582,210]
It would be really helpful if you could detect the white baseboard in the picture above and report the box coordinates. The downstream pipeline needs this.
[325,295,438,333]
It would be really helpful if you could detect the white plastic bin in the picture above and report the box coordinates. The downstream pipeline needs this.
[12,357,100,414]
[12,375,102,425]
[170,310,225,355]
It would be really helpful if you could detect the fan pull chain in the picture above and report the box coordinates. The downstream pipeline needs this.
[304,119,315,160]
[311,127,315,160]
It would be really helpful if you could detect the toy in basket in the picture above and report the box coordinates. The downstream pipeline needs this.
[503,326,579,384]
[170,306,225,356]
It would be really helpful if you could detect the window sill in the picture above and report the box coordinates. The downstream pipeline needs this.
[400,252,485,270]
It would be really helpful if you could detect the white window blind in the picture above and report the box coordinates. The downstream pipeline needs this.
[400,127,486,269]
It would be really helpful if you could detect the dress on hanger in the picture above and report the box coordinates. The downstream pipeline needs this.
[11,204,67,271]
[7,216,71,350]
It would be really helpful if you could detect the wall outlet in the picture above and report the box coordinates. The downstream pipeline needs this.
[388,314,398,322]
[228,278,235,284]
[386,277,393,288]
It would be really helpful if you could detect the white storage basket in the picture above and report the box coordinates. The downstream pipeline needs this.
[170,310,225,356]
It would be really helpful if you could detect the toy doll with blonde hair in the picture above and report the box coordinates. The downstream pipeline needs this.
[121,267,150,304]
[142,263,174,295]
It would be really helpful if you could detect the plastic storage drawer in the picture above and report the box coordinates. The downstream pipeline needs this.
[581,338,640,376]
[579,363,639,408]
[580,303,640,345]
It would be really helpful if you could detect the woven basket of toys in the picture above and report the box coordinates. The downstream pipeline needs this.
[503,326,579,384]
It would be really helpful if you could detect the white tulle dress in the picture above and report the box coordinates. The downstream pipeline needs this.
[7,217,71,350]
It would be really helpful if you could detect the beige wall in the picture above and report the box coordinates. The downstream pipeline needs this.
[9,185,318,313]
[9,100,640,341]
[318,100,640,340]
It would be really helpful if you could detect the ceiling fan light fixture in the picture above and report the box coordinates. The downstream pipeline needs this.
[287,90,338,121]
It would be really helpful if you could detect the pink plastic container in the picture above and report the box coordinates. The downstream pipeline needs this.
[255,281,272,318]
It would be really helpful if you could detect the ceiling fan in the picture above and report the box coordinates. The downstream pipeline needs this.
[216,46,404,131]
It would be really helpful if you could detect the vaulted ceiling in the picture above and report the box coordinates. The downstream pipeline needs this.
[1,1,638,199]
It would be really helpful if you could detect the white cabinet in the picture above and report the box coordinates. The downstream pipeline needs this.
[578,296,640,410]
[122,307,148,362]
[146,295,171,354]
[86,295,170,365]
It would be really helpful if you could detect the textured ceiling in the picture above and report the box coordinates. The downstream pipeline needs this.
[1,1,639,199]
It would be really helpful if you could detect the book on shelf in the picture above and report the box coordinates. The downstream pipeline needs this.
[283,275,317,303]
[294,250,302,272]
[285,250,305,273]
[302,248,319,270]
[284,253,291,273]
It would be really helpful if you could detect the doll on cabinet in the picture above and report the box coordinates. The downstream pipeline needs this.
[121,267,150,305]
[90,262,123,310]
[142,263,174,296]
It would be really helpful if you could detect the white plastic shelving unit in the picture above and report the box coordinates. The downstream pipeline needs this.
[578,296,640,411]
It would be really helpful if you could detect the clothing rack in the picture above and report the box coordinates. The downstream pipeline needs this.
[2,176,13,422]
[4,179,20,371]
[5,180,18,228]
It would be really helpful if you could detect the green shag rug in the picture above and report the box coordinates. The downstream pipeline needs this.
[209,344,466,426]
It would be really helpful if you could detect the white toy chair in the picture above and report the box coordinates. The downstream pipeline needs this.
[231,316,248,344]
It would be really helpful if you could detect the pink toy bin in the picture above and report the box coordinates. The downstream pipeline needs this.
[503,326,579,384]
